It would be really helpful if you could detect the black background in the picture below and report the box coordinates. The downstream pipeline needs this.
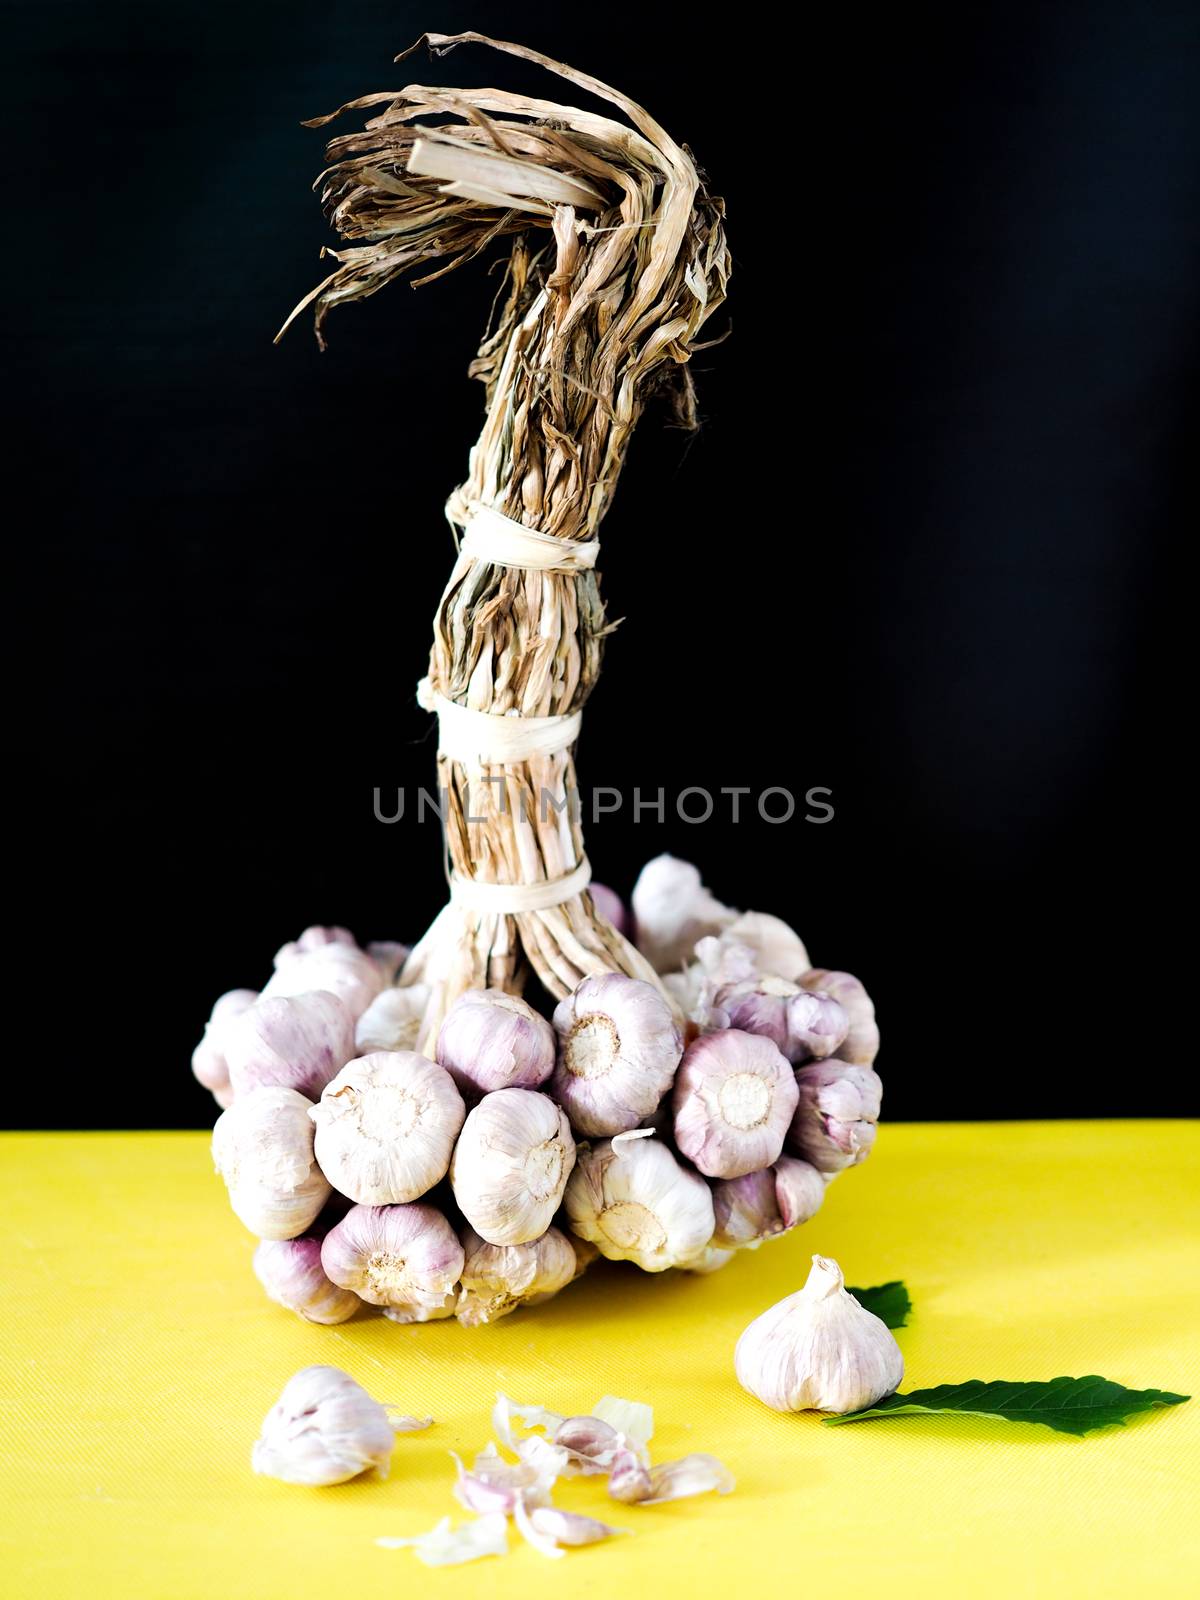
[8,1,1195,1128]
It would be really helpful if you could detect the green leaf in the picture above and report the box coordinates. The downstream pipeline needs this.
[846,1281,911,1328]
[824,1376,1190,1436]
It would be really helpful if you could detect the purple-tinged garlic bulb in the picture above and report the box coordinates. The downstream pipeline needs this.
[212,1086,331,1239]
[716,978,848,1064]
[455,1225,578,1326]
[564,1135,714,1272]
[224,991,355,1102]
[320,1202,464,1320]
[436,990,555,1098]
[191,988,258,1108]
[799,969,880,1064]
[354,984,429,1055]
[588,882,630,937]
[310,1052,465,1205]
[550,973,682,1137]
[263,934,385,1020]
[711,1156,826,1250]
[450,1088,576,1246]
[253,1236,362,1324]
[788,1059,883,1173]
[672,1030,799,1179]
[699,910,810,985]
[631,854,735,973]
[252,1365,417,1485]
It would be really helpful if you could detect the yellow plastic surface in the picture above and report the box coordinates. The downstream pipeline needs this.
[2,1123,1197,1598]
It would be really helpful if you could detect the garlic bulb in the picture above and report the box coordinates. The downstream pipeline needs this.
[263,935,385,1020]
[191,988,258,1107]
[550,973,682,1137]
[252,1365,398,1485]
[436,990,555,1097]
[565,1135,714,1272]
[366,940,409,982]
[631,854,735,972]
[450,1088,576,1246]
[274,925,359,960]
[716,977,848,1064]
[321,1202,464,1319]
[455,1225,578,1325]
[212,1086,330,1239]
[672,1030,799,1179]
[588,882,630,936]
[711,1156,826,1249]
[799,969,880,1064]
[310,1052,465,1205]
[253,1236,362,1324]
[788,1059,882,1173]
[355,984,430,1055]
[735,1254,903,1413]
[225,991,355,1102]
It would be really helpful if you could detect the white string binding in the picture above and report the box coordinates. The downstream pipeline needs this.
[417,678,581,763]
[459,503,600,572]
[449,856,593,913]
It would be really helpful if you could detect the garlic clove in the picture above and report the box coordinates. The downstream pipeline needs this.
[588,882,630,937]
[550,973,682,1137]
[517,1502,626,1558]
[799,968,880,1064]
[378,1512,509,1566]
[788,1059,883,1174]
[253,1237,363,1324]
[310,1051,465,1205]
[191,988,259,1105]
[251,1365,398,1485]
[225,991,356,1102]
[631,854,737,973]
[452,1441,560,1515]
[263,937,385,1021]
[641,1453,735,1504]
[607,1447,654,1503]
[455,1225,578,1325]
[711,1155,826,1250]
[354,984,430,1055]
[735,1254,904,1413]
[212,1086,331,1240]
[450,1088,576,1246]
[436,990,555,1098]
[320,1202,464,1317]
[565,1134,715,1272]
[672,1029,799,1179]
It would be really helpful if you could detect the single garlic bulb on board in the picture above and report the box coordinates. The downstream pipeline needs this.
[320,1202,464,1321]
[450,1088,576,1246]
[799,969,879,1064]
[672,1029,799,1179]
[716,978,848,1064]
[565,1135,714,1272]
[192,988,259,1107]
[225,991,355,1102]
[455,1225,578,1326]
[735,1255,903,1413]
[436,990,556,1098]
[710,1155,826,1250]
[788,1059,883,1174]
[253,1237,362,1325]
[310,1052,465,1205]
[212,1086,331,1240]
[550,973,682,1137]
[252,1365,398,1485]
[354,984,430,1055]
[630,854,736,972]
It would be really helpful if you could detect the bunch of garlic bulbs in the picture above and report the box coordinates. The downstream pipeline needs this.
[196,858,881,1325]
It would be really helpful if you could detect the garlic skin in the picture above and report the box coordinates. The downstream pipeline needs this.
[672,1029,799,1179]
[253,1237,362,1324]
[716,977,848,1064]
[588,882,630,937]
[321,1202,464,1319]
[192,988,259,1107]
[252,1365,397,1485]
[436,990,555,1098]
[631,854,736,972]
[711,1155,826,1249]
[565,1136,715,1272]
[310,1052,465,1205]
[355,985,429,1055]
[225,991,355,1102]
[212,1086,331,1239]
[550,973,682,1137]
[450,1088,576,1246]
[455,1225,578,1326]
[788,1059,883,1173]
[799,968,880,1064]
[263,936,385,1020]
[735,1254,904,1413]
